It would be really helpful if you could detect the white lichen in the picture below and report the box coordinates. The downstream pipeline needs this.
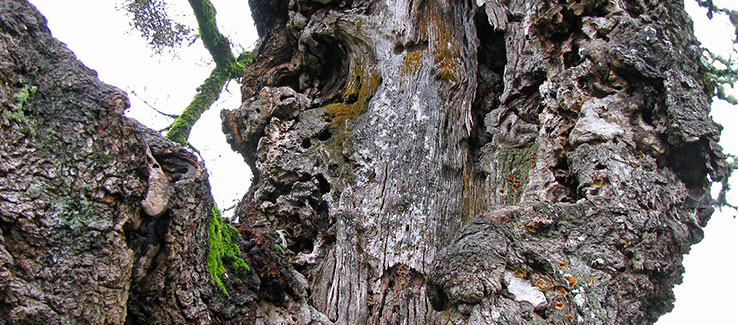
[504,272,547,308]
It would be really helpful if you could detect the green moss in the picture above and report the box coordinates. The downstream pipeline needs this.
[207,204,250,296]
[498,145,538,204]
[51,198,98,230]
[274,243,285,254]
[3,85,36,124]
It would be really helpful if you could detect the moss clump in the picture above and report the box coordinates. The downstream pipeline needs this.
[51,198,98,230]
[274,243,285,254]
[2,85,37,124]
[207,204,250,295]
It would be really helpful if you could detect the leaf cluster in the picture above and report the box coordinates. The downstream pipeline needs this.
[121,0,196,54]
[696,0,738,104]
[696,1,738,212]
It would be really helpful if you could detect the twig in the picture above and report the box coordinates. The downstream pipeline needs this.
[186,142,204,162]
[130,89,180,119]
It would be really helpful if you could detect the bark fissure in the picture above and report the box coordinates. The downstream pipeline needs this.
[223,0,727,323]
[0,0,729,324]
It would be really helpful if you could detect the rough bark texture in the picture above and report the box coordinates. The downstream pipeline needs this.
[222,0,727,324]
[0,0,729,323]
[0,1,311,324]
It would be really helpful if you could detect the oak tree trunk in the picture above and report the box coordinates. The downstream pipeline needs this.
[224,0,727,323]
[0,1,276,324]
[0,0,728,324]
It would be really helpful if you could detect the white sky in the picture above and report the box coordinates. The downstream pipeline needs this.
[27,0,738,323]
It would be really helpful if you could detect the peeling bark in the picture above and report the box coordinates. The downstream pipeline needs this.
[224,0,727,323]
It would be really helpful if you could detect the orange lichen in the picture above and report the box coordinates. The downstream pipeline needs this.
[526,219,545,233]
[637,150,646,159]
[402,50,422,76]
[564,275,578,288]
[554,301,566,310]
[558,261,569,268]
[514,268,527,279]
[529,152,537,167]
[592,176,604,188]
[565,314,574,322]
[535,275,554,292]
[555,286,568,296]
[588,277,594,286]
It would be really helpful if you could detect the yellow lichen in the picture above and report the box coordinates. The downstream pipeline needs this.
[323,61,381,132]
[564,275,578,288]
[402,50,422,76]
[554,301,566,310]
[555,286,568,296]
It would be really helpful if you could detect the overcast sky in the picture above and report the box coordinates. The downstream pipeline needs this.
[28,0,738,323]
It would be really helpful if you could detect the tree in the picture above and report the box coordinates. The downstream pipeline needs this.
[223,0,727,323]
[0,0,730,324]
[123,0,252,146]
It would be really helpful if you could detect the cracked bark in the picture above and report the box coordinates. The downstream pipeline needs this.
[0,1,310,324]
[0,0,729,324]
[223,0,727,323]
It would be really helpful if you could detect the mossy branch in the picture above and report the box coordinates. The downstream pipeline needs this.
[187,0,234,68]
[695,1,738,105]
[695,1,738,210]
[164,0,252,145]
[717,154,738,210]
[165,65,229,145]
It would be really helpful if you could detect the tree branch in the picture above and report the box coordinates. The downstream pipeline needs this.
[164,0,251,145]
[166,65,230,145]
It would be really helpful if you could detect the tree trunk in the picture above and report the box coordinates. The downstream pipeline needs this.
[224,0,727,323]
[0,1,283,324]
[0,0,728,323]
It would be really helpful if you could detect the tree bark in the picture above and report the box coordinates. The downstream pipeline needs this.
[0,0,729,323]
[0,1,301,324]
[224,0,727,323]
